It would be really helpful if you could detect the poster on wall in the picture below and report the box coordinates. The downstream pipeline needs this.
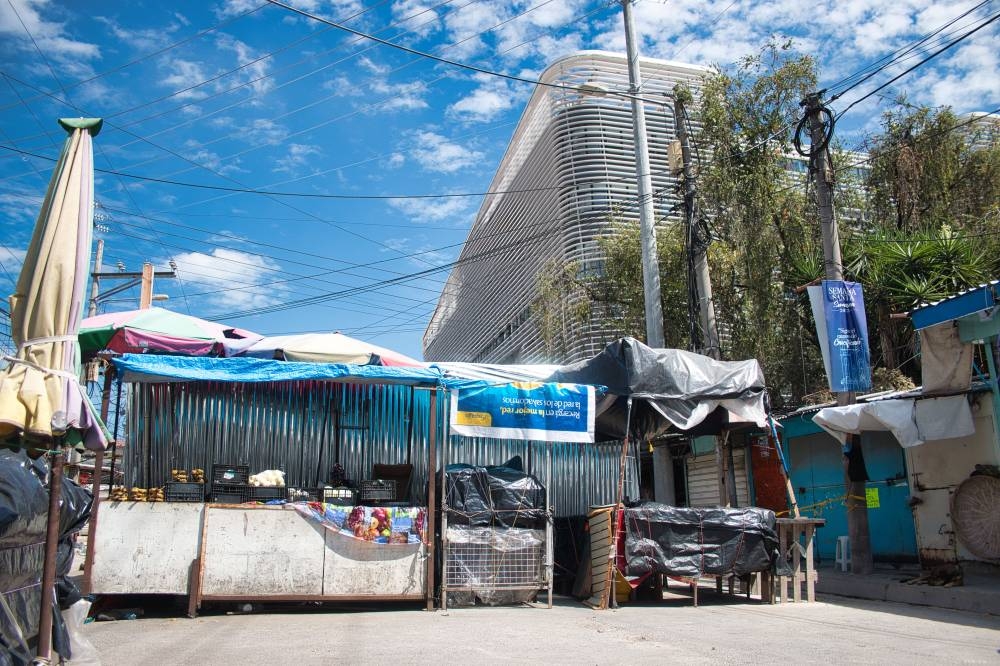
[450,382,595,443]
[808,280,872,393]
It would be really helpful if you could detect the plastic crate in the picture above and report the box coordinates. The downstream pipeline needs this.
[359,479,396,504]
[211,484,249,504]
[164,481,205,503]
[250,486,285,502]
[323,487,356,506]
[287,487,319,502]
[212,464,249,485]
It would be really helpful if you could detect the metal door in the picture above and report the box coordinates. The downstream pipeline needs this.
[788,431,917,562]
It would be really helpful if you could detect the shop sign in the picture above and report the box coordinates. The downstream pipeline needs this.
[450,382,595,443]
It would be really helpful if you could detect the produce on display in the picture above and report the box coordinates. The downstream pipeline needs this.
[249,469,286,487]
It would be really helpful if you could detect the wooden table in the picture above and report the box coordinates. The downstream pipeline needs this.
[773,517,825,603]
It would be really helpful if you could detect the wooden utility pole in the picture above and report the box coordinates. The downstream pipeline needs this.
[802,93,873,574]
[139,262,154,309]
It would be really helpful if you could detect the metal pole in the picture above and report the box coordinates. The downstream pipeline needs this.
[439,390,449,612]
[621,0,665,348]
[804,93,872,574]
[36,451,65,663]
[546,442,553,609]
[88,239,103,318]
[674,89,720,360]
[425,388,437,611]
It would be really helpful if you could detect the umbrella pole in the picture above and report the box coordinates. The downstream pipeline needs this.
[37,449,65,663]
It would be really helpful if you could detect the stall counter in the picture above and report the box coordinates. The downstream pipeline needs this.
[90,502,428,606]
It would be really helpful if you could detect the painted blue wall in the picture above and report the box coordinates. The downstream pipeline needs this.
[782,414,918,562]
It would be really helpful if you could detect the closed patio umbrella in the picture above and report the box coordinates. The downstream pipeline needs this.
[0,118,107,450]
[0,118,107,661]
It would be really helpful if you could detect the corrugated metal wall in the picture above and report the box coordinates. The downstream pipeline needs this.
[686,448,750,508]
[124,381,636,517]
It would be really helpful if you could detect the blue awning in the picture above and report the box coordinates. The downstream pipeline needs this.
[114,354,450,387]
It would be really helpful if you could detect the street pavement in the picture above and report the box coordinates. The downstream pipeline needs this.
[85,593,1000,664]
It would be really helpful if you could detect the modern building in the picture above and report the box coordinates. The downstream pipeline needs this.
[423,51,709,364]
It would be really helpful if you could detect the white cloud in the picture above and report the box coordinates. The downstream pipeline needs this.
[370,80,429,112]
[169,248,286,312]
[390,0,444,38]
[158,59,210,99]
[274,143,321,174]
[387,195,472,223]
[408,130,484,173]
[247,118,289,146]
[0,0,100,62]
[447,75,517,123]
[94,15,176,52]
[387,153,405,169]
[216,34,274,97]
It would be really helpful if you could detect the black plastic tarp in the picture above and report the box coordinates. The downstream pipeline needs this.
[552,337,768,440]
[444,463,546,529]
[0,448,93,665]
[623,503,778,578]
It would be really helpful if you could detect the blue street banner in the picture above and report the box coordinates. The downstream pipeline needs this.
[450,382,595,443]
[821,280,872,393]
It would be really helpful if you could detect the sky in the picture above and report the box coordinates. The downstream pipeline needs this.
[0,0,997,361]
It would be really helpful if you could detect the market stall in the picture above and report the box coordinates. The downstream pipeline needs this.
[86,354,604,612]
[87,355,448,611]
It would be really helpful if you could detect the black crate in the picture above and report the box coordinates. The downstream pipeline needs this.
[164,481,205,503]
[250,486,285,502]
[211,484,249,504]
[212,464,249,485]
[359,479,396,504]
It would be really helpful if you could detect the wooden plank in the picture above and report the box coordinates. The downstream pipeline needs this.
[776,523,788,604]
[792,525,802,603]
[201,594,423,602]
[91,502,204,594]
[805,524,816,602]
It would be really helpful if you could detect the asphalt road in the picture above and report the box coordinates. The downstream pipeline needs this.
[84,593,1000,665]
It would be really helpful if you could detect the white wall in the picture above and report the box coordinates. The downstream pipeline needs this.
[905,393,1000,563]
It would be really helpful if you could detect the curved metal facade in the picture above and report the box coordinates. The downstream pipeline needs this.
[424,52,709,364]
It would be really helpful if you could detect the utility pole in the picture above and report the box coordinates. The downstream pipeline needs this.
[803,93,873,574]
[88,239,104,318]
[674,88,736,506]
[621,0,665,349]
[673,87,721,361]
[139,262,154,309]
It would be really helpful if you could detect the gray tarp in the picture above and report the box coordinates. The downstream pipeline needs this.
[551,337,767,440]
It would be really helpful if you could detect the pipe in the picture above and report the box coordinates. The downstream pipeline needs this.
[36,451,65,662]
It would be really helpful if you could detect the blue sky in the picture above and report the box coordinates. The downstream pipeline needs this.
[0,0,997,360]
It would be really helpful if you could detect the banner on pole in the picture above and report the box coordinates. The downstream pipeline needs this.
[813,280,872,393]
[450,382,595,443]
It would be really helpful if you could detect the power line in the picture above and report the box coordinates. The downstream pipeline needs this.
[0,2,269,115]
[263,0,656,106]
[834,10,1000,117]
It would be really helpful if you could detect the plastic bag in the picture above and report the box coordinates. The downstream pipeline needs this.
[60,600,100,665]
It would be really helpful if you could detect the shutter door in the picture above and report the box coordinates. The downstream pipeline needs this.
[686,447,750,507]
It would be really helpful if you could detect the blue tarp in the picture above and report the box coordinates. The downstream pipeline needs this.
[114,354,451,387]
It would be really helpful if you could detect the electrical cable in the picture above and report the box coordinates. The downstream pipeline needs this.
[263,0,655,106]
[834,10,1000,118]
[0,2,269,114]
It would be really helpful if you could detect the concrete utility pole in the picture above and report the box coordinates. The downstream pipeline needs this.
[673,88,721,361]
[621,0,665,349]
[90,262,176,313]
[88,239,104,317]
[803,93,873,574]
